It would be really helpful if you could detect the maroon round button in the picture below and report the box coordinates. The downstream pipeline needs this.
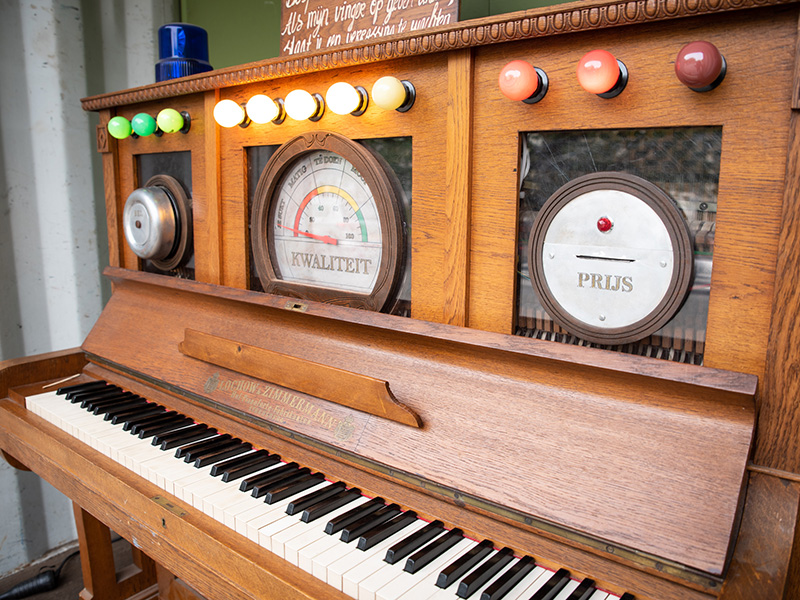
[675,41,726,91]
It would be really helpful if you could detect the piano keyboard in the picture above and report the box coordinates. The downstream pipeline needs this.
[27,380,636,600]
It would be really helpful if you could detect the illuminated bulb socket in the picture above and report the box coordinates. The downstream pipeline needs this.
[371,77,416,112]
[326,82,369,116]
[213,99,249,128]
[285,90,325,122]
[245,95,286,125]
[577,50,628,99]
[178,111,191,134]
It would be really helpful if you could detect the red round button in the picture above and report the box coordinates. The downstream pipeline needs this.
[675,41,725,91]
[499,60,540,101]
[597,216,613,233]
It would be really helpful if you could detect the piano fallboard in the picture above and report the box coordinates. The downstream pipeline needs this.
[78,267,755,580]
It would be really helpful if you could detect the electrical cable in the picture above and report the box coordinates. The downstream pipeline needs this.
[0,536,123,600]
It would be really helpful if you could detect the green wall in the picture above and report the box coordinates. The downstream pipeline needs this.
[181,0,572,69]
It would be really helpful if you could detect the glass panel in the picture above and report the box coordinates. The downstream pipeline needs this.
[516,127,722,364]
[246,137,412,316]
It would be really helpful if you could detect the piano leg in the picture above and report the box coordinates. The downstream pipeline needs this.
[156,565,206,600]
[73,503,158,600]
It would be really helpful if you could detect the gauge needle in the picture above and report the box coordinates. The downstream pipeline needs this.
[278,223,338,245]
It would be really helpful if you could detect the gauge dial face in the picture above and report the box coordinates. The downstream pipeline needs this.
[271,150,383,294]
[529,172,693,345]
[252,132,405,311]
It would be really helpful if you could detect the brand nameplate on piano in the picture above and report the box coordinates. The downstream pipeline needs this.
[202,373,366,447]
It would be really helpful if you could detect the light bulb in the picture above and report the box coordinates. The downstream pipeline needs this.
[325,82,367,116]
[498,61,548,104]
[213,99,246,128]
[371,76,415,111]
[131,113,157,137]
[285,89,324,121]
[156,108,185,133]
[576,50,627,98]
[107,116,132,139]
[246,95,282,124]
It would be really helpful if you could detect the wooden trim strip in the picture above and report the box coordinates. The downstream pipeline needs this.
[179,329,422,428]
[80,0,795,112]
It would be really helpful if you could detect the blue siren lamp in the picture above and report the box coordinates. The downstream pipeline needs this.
[156,23,213,82]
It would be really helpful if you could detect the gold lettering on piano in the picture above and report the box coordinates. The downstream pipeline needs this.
[204,374,358,442]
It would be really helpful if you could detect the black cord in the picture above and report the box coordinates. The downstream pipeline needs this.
[0,536,124,600]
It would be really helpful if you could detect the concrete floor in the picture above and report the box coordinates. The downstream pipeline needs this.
[0,539,133,600]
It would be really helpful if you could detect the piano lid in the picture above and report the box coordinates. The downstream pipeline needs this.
[83,267,756,577]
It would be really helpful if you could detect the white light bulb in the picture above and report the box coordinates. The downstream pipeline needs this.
[285,89,321,121]
[246,95,280,124]
[213,99,245,128]
[326,82,362,115]
[371,76,408,110]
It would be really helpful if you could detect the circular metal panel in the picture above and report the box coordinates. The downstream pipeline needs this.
[123,186,177,260]
[530,172,693,345]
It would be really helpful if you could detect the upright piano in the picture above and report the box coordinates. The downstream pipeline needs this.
[3,1,800,599]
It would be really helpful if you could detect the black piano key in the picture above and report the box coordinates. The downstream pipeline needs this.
[480,555,536,600]
[384,519,445,565]
[619,593,635,600]
[65,385,122,404]
[183,437,242,463]
[286,481,346,515]
[301,487,362,523]
[264,472,325,504]
[102,401,158,420]
[130,411,180,435]
[82,392,135,409]
[155,424,216,449]
[210,449,271,477]
[241,462,298,493]
[123,410,172,432]
[70,387,124,404]
[193,442,252,467]
[436,539,495,589]
[340,503,401,543]
[175,434,232,459]
[457,546,514,598]
[356,510,418,551]
[325,497,386,535]
[222,453,282,482]
[252,467,310,498]
[565,578,595,600]
[138,416,193,439]
[58,380,108,395]
[404,528,464,574]
[528,568,571,600]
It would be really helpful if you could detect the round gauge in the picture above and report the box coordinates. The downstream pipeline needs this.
[251,132,405,311]
[529,172,693,345]
[122,174,192,271]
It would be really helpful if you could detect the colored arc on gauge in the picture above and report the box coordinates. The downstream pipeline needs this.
[293,185,369,242]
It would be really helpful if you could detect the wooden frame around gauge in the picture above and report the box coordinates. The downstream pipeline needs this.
[251,131,406,312]
[528,172,694,345]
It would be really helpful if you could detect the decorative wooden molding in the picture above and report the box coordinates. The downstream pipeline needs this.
[179,329,422,428]
[96,124,109,153]
[80,0,794,112]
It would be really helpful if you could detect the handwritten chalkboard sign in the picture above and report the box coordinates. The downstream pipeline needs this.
[280,0,459,56]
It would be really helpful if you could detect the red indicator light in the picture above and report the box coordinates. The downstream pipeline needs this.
[675,41,726,92]
[577,50,628,98]
[498,60,548,104]
[597,216,613,233]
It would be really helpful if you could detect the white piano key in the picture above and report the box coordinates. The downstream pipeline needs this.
[487,565,549,600]
[297,497,372,573]
[372,537,475,600]
[325,519,428,592]
[551,578,580,600]
[285,496,376,567]
[589,591,609,600]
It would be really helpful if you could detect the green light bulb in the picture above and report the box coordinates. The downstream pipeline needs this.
[131,113,157,137]
[157,108,184,133]
[107,116,132,139]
